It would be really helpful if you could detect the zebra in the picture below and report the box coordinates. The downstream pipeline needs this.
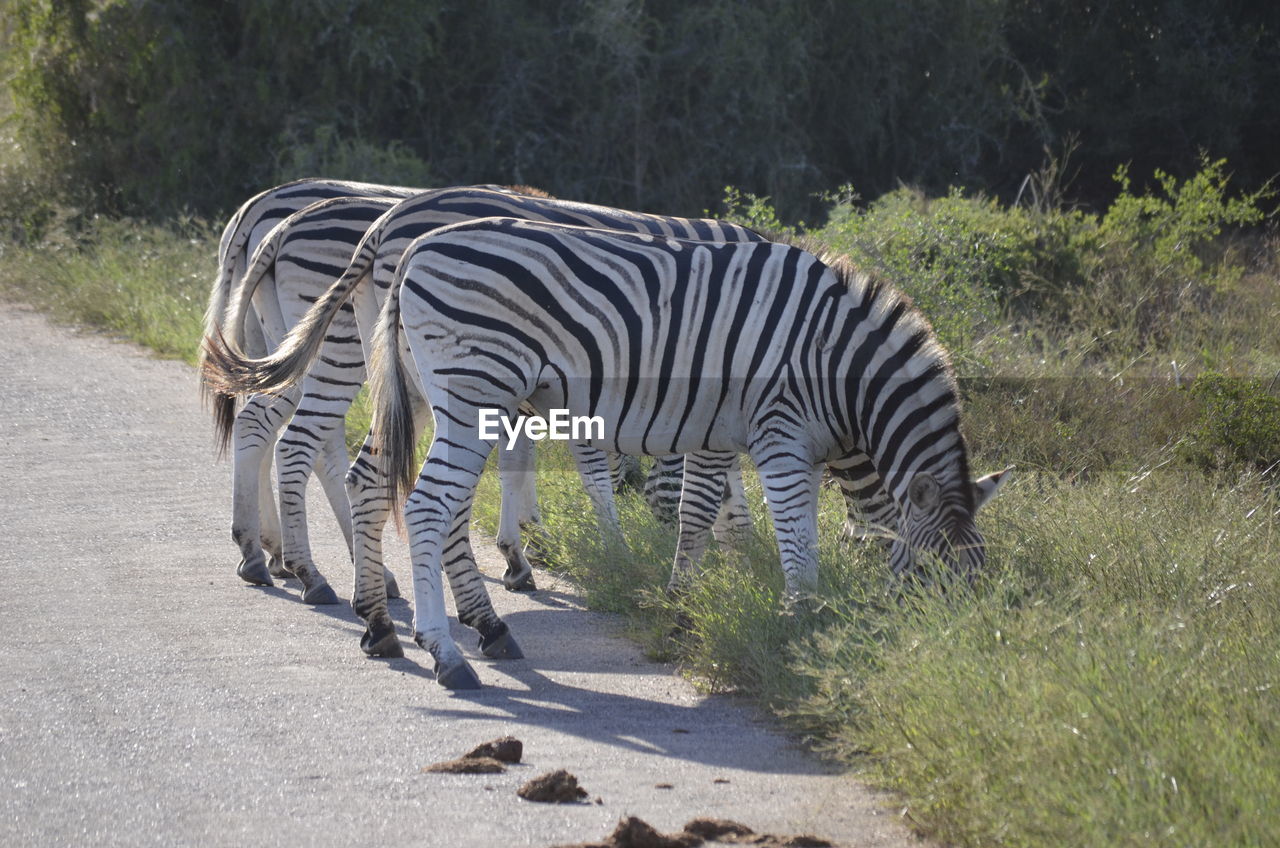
[202,187,768,659]
[201,178,420,598]
[369,217,1008,688]
[211,195,405,603]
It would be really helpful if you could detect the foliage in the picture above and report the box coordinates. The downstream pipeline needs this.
[1101,158,1268,282]
[3,0,1279,226]
[1179,372,1280,475]
[0,215,213,361]
[811,188,1030,353]
[794,473,1280,846]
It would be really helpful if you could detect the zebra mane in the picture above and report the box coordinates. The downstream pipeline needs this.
[502,184,556,199]
[749,226,974,513]
[749,227,958,389]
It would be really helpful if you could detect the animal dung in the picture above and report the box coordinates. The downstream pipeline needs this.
[420,756,506,774]
[464,735,524,763]
[550,816,838,848]
[682,819,755,840]
[421,736,525,774]
[518,769,589,803]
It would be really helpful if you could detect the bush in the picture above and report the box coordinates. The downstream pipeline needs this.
[813,187,1042,355]
[5,1,1278,223]
[1180,372,1280,475]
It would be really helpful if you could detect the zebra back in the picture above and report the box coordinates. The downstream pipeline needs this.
[391,218,972,522]
[203,186,765,399]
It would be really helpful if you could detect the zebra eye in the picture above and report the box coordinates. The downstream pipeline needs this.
[907,473,940,511]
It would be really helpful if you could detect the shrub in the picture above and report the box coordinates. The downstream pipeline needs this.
[1180,372,1280,475]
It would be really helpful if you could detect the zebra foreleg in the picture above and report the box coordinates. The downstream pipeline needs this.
[643,455,685,524]
[231,390,298,586]
[750,446,823,601]
[666,451,736,594]
[827,450,899,550]
[568,441,622,540]
[317,429,355,552]
[609,452,645,493]
[710,453,753,546]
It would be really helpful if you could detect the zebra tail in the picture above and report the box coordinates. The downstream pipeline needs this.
[369,274,415,530]
[201,225,289,454]
[201,234,377,406]
[198,208,250,411]
[201,208,257,456]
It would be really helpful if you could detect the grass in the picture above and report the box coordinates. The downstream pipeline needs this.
[0,216,214,362]
[2,188,1277,846]
[517,441,1280,846]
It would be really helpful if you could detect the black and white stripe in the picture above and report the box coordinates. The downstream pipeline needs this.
[201,179,420,597]
[371,218,1008,686]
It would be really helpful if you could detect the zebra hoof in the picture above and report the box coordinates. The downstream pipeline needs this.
[503,571,537,593]
[237,558,274,587]
[384,568,402,600]
[361,624,403,658]
[302,582,341,605]
[267,555,291,579]
[479,624,524,660]
[436,659,482,690]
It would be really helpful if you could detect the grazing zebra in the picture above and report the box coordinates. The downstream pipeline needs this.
[213,195,404,603]
[202,179,420,597]
[203,187,767,659]
[370,218,1008,688]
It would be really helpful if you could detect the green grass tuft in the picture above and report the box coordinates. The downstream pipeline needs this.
[0,217,214,362]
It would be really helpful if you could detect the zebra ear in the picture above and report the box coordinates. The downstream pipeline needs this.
[907,473,941,511]
[972,466,1013,510]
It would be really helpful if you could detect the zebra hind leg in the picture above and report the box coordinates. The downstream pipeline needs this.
[345,433,403,658]
[274,419,339,605]
[403,430,499,689]
[230,392,297,586]
[495,433,538,591]
[443,524,523,660]
[318,429,405,597]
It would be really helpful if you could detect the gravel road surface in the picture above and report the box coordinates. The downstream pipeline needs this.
[0,306,917,847]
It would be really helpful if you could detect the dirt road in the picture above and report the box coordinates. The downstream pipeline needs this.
[0,306,916,847]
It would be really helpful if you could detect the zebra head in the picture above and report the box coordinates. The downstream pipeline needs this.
[888,467,1011,582]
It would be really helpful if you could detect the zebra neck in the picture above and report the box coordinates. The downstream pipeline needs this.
[836,290,964,505]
